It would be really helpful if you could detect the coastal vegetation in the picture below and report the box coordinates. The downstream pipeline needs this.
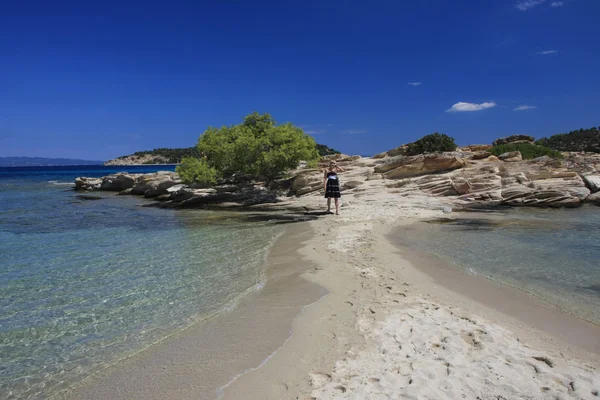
[176,158,218,186]
[489,143,563,160]
[536,127,600,153]
[406,133,457,156]
[179,112,320,184]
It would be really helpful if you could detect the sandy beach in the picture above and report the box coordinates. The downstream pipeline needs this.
[222,203,600,399]
[61,186,600,400]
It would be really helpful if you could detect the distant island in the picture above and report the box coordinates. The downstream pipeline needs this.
[0,157,103,167]
[104,143,341,166]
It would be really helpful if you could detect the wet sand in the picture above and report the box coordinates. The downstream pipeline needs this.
[61,222,326,400]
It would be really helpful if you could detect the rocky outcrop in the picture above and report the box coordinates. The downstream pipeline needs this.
[582,174,600,193]
[492,135,535,146]
[374,154,467,179]
[129,172,180,197]
[75,172,180,198]
[498,151,523,162]
[471,151,492,160]
[75,177,102,191]
[75,141,600,212]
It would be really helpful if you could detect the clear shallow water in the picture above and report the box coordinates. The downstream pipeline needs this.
[0,166,284,399]
[397,208,600,325]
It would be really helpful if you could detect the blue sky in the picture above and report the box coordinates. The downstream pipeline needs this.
[1,0,599,160]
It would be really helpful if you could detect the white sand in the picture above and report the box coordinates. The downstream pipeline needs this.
[223,175,600,400]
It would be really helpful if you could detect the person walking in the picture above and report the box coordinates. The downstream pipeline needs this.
[323,160,345,215]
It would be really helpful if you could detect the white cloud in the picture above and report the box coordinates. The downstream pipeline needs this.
[341,129,368,135]
[446,102,497,113]
[551,1,564,6]
[408,82,421,86]
[515,0,546,10]
[513,105,537,111]
[536,50,558,55]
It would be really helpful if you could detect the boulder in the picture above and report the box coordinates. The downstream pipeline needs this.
[582,174,600,193]
[472,151,492,160]
[498,151,523,162]
[374,154,467,179]
[492,135,535,146]
[74,177,102,191]
[586,192,600,205]
[129,172,180,197]
[100,173,136,191]
[464,144,492,152]
[532,156,551,163]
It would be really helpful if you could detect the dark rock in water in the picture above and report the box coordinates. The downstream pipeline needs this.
[76,194,104,201]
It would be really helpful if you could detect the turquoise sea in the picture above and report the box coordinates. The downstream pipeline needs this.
[0,166,284,399]
[397,207,600,325]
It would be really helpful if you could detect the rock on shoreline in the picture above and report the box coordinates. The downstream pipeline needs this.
[74,149,600,211]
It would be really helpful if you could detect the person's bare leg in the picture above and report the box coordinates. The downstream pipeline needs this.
[335,198,340,215]
[327,198,332,213]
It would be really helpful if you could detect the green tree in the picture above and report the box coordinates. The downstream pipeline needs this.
[197,112,320,181]
[406,133,457,156]
[176,157,218,186]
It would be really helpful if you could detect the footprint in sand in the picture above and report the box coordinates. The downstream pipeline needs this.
[309,372,332,389]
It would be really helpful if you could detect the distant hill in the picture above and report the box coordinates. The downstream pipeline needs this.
[104,147,200,165]
[0,157,103,167]
[536,127,600,153]
[105,143,342,166]
[316,143,341,156]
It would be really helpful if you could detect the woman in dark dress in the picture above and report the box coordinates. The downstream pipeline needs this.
[323,160,345,215]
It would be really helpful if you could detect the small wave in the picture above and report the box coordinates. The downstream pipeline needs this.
[48,180,75,186]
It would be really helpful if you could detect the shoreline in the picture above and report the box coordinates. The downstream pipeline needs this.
[389,222,600,354]
[60,222,325,400]
[60,204,599,399]
[223,210,600,398]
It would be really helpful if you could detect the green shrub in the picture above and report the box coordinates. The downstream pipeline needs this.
[406,133,457,156]
[536,127,600,153]
[176,157,218,186]
[197,112,320,181]
[489,143,563,160]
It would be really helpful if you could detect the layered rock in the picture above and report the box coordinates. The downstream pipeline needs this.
[374,154,467,179]
[75,142,600,211]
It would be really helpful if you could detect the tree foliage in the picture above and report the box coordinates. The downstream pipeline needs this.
[489,143,562,160]
[176,157,218,186]
[406,133,457,156]
[536,127,600,153]
[197,112,320,181]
